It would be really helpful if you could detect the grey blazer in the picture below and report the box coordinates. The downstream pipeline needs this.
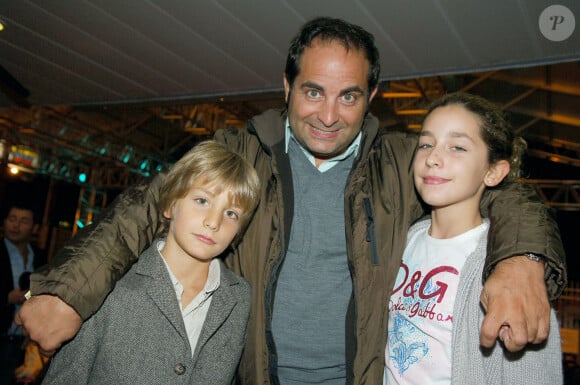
[43,239,251,385]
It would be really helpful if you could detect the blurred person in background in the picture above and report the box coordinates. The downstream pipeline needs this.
[1,202,46,385]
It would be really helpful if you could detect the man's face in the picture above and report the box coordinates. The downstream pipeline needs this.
[284,40,378,167]
[4,208,35,245]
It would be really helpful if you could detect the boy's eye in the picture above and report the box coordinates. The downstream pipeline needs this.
[225,210,239,220]
[194,197,208,205]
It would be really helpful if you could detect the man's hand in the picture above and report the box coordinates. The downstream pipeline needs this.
[480,255,549,352]
[14,294,82,355]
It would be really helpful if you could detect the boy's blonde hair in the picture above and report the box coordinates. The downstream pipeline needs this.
[159,140,260,239]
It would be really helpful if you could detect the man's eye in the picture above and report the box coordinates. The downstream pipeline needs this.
[341,93,357,104]
[305,89,322,99]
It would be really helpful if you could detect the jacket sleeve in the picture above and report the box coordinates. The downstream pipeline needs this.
[29,173,167,320]
[41,306,105,384]
[480,181,567,300]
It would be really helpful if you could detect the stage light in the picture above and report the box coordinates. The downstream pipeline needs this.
[78,172,87,183]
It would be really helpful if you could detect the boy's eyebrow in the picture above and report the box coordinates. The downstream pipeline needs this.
[191,186,216,196]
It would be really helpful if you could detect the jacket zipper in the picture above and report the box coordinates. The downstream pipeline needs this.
[363,197,379,265]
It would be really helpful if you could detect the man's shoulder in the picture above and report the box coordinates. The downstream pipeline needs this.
[216,108,285,147]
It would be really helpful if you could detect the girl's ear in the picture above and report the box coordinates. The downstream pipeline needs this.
[484,160,510,187]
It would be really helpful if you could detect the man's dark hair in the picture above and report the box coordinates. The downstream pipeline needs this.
[284,17,381,94]
[3,201,39,223]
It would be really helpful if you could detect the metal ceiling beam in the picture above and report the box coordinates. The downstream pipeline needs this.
[525,179,580,211]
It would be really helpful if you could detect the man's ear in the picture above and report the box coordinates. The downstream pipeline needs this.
[283,75,291,104]
[368,86,378,103]
[484,160,510,187]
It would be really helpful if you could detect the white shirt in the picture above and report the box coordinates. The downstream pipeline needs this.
[157,241,220,356]
[385,221,489,385]
[5,238,34,335]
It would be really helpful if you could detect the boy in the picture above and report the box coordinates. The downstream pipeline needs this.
[43,140,260,385]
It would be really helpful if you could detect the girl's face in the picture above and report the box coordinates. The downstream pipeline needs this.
[413,104,502,212]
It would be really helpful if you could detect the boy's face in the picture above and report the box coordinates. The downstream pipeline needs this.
[163,185,243,263]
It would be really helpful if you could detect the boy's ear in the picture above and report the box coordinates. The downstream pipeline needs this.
[484,160,510,187]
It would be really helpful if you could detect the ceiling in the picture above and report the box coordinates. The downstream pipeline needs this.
[0,1,579,192]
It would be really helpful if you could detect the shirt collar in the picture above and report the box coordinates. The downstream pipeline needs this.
[157,240,221,294]
[284,118,361,172]
[4,238,34,269]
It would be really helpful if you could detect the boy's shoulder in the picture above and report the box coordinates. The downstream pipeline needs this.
[219,260,251,291]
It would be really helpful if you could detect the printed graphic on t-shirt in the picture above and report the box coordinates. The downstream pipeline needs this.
[387,261,458,379]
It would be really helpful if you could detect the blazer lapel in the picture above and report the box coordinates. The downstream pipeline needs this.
[192,263,238,359]
[136,242,189,345]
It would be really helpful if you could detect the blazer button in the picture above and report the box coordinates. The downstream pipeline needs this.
[174,363,186,375]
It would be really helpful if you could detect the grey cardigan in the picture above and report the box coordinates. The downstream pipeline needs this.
[43,239,251,385]
[408,220,563,385]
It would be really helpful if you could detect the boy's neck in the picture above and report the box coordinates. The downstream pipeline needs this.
[160,243,211,282]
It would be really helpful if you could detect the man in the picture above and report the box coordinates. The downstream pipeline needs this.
[1,203,45,385]
[18,17,566,385]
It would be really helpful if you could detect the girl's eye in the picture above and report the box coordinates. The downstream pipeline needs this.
[418,143,432,149]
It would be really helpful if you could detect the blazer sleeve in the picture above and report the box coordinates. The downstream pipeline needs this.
[29,172,166,320]
[480,181,567,299]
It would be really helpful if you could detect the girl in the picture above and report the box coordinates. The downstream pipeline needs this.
[384,93,562,384]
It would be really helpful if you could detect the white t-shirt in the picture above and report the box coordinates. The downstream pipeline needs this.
[384,220,489,385]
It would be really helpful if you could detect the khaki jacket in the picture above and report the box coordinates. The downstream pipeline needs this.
[32,109,566,385]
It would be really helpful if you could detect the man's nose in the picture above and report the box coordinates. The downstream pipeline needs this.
[318,99,339,127]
